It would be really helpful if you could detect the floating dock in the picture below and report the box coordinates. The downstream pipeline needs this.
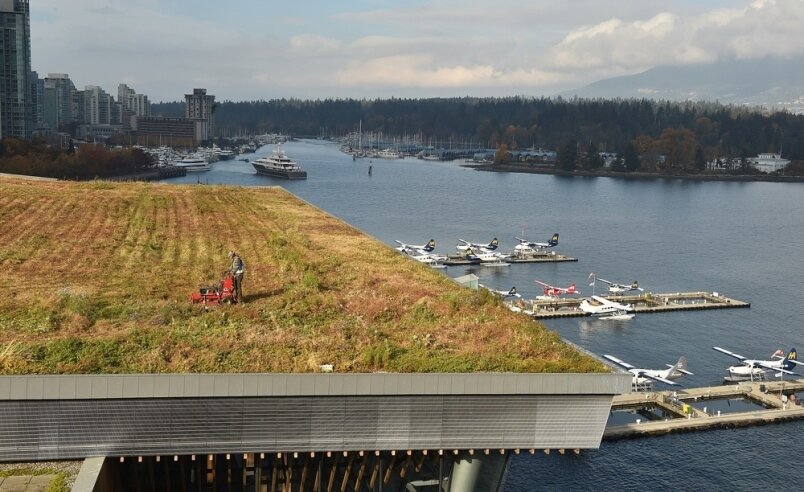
[604,380,804,440]
[529,291,749,319]
[443,252,577,266]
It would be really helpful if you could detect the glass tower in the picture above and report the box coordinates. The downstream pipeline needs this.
[0,0,32,138]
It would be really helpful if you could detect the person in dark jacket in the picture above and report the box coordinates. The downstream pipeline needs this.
[228,251,245,302]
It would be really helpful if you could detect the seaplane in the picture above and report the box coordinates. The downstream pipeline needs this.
[533,279,579,297]
[479,285,521,298]
[463,248,511,266]
[394,239,446,268]
[514,233,559,253]
[603,354,693,391]
[408,251,447,269]
[591,274,644,294]
[394,239,436,255]
[712,347,801,382]
[457,238,499,253]
[579,295,635,320]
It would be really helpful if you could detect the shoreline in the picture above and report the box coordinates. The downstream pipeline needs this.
[467,163,804,183]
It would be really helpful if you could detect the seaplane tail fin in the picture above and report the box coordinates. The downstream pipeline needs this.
[783,348,800,369]
[669,356,694,375]
[548,233,559,246]
[423,239,436,252]
[487,238,499,250]
[508,287,518,296]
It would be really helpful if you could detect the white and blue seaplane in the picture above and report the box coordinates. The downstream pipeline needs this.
[712,347,801,382]
[579,295,635,320]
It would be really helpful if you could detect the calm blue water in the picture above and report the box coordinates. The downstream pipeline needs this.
[165,140,804,490]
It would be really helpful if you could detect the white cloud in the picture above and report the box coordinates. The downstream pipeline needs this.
[26,0,804,99]
[550,0,804,74]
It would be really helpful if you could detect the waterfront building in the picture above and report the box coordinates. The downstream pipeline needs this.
[185,88,215,139]
[43,73,77,130]
[750,153,790,173]
[131,115,208,147]
[80,86,114,125]
[30,70,43,131]
[0,0,33,138]
[118,83,151,117]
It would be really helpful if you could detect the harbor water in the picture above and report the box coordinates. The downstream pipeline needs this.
[164,140,804,490]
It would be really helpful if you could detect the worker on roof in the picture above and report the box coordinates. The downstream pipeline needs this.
[228,251,245,303]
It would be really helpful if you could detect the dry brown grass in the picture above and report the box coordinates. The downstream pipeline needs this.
[0,177,607,374]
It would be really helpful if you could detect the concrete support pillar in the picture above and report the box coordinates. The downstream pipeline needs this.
[448,453,508,492]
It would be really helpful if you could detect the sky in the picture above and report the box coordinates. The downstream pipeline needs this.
[29,0,804,102]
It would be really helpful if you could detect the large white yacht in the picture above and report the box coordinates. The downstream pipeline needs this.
[252,146,307,179]
[175,155,211,172]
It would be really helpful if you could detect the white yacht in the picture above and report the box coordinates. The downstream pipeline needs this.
[175,155,211,172]
[252,147,307,179]
[217,149,236,161]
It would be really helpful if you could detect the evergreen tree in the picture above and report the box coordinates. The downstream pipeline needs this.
[557,139,578,171]
[583,142,604,170]
[694,146,706,172]
[623,142,640,172]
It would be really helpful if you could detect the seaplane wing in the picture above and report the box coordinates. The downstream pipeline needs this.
[458,238,498,252]
[712,346,748,361]
[754,362,798,376]
[590,295,632,310]
[602,354,637,371]
[597,277,643,293]
[636,371,679,386]
[516,233,559,249]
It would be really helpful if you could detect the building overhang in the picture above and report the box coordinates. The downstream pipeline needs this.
[0,373,629,461]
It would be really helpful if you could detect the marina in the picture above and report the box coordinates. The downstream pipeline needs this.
[529,291,750,319]
[605,380,804,440]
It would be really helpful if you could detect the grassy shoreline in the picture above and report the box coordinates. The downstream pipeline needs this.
[0,177,605,374]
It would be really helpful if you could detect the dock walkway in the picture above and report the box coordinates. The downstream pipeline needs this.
[605,380,804,440]
[443,252,577,266]
[530,291,749,319]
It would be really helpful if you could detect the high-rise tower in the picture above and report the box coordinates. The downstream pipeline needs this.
[185,88,214,140]
[0,0,32,138]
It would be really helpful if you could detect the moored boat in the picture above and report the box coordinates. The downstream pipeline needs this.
[175,155,211,172]
[252,146,307,179]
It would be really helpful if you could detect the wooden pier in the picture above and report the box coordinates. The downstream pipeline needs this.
[443,252,577,266]
[604,380,804,440]
[530,291,750,319]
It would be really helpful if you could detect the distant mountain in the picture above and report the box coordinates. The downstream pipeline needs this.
[563,58,804,112]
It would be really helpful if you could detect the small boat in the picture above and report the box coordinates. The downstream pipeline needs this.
[252,146,307,179]
[175,156,211,172]
[377,148,402,159]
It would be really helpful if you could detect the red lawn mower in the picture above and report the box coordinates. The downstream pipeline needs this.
[190,271,237,305]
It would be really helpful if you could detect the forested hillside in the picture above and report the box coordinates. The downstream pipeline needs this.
[153,97,804,161]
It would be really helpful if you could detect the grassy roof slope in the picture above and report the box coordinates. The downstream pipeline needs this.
[0,178,606,374]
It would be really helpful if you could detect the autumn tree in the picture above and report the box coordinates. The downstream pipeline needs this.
[493,143,512,165]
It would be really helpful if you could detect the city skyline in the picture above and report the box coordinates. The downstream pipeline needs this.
[29,0,804,102]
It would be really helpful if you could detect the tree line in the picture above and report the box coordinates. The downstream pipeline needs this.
[153,97,804,166]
